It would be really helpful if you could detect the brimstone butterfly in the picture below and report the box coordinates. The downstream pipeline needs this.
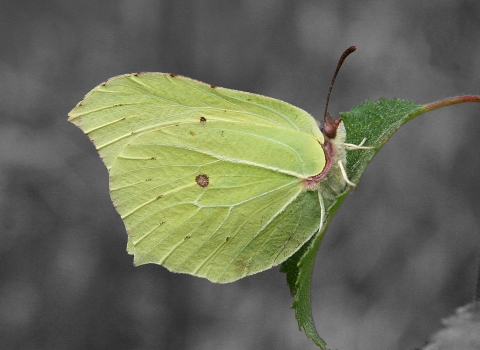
[68,47,363,283]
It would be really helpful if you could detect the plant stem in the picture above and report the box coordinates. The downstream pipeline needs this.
[406,95,480,122]
[422,95,480,113]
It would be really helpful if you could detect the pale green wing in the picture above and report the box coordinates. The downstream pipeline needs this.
[68,73,325,169]
[68,73,327,283]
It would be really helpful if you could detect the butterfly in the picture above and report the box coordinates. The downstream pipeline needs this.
[68,47,369,283]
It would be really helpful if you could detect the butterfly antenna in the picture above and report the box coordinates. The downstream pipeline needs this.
[323,46,357,121]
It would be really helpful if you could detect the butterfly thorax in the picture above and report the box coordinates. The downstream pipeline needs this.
[302,120,347,205]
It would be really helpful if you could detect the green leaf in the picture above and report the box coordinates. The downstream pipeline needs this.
[280,98,432,349]
[280,96,480,349]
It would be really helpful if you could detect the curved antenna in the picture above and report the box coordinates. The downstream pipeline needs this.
[323,46,357,120]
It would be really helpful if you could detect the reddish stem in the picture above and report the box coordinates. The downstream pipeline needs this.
[422,95,480,113]
[405,95,480,122]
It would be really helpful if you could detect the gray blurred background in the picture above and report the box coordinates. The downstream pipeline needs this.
[1,1,479,349]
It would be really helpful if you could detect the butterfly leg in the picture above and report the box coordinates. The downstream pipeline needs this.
[318,191,325,231]
[344,138,376,150]
[338,161,357,187]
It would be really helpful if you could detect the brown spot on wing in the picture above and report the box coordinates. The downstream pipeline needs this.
[195,174,209,188]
